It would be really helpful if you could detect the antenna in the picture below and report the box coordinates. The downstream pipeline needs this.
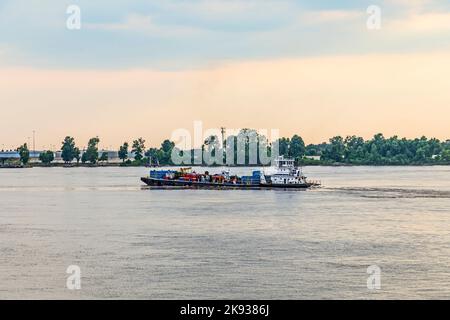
[220,127,226,148]
[220,127,226,164]
[33,130,35,155]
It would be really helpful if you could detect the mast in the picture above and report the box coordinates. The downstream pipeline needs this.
[221,127,226,165]
[32,130,35,156]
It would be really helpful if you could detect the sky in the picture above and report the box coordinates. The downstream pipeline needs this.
[1,0,450,150]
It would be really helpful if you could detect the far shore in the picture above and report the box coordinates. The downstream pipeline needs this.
[1,162,449,169]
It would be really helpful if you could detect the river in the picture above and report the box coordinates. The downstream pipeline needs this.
[0,166,449,299]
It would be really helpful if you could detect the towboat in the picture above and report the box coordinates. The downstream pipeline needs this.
[140,156,321,189]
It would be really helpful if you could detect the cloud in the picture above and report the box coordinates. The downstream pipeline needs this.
[154,0,296,28]
[0,0,449,69]
[85,0,297,33]
[384,0,432,8]
[388,12,450,33]
[300,10,364,24]
[86,14,154,31]
[84,13,206,37]
[380,0,450,34]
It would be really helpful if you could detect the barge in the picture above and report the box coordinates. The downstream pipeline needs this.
[141,156,321,190]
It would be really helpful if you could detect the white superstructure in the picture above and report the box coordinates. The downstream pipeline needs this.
[268,156,307,185]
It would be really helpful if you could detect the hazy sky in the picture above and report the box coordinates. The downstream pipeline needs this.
[1,0,449,150]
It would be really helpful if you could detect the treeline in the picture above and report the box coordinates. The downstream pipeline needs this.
[304,134,450,165]
[12,131,450,166]
[14,136,176,166]
[174,131,450,166]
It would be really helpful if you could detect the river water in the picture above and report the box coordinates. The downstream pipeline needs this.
[0,166,449,299]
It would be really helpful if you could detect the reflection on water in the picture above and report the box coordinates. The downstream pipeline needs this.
[0,166,449,299]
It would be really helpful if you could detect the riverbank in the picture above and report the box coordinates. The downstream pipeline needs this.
[2,162,449,169]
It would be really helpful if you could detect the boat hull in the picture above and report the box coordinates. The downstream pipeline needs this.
[141,177,318,189]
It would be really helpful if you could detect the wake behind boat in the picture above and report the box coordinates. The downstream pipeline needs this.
[140,156,321,189]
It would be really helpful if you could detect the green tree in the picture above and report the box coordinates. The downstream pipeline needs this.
[145,147,159,165]
[39,150,54,164]
[277,137,290,157]
[17,143,30,165]
[289,135,305,159]
[132,138,146,161]
[428,138,442,158]
[81,151,87,164]
[160,139,175,165]
[322,136,345,162]
[440,149,450,162]
[344,135,365,163]
[74,147,81,163]
[99,152,108,163]
[84,137,100,164]
[305,142,327,157]
[161,139,175,153]
[118,142,129,162]
[61,136,77,163]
